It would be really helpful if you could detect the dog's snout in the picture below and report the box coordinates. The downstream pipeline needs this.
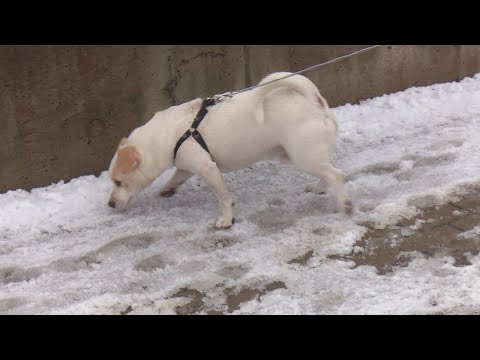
[108,200,116,208]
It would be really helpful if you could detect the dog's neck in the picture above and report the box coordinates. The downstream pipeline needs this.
[133,98,206,180]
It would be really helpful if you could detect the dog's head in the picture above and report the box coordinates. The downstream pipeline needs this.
[107,137,152,209]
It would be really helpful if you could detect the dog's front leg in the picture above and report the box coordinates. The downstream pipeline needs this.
[176,142,235,229]
[160,169,193,197]
[196,160,235,229]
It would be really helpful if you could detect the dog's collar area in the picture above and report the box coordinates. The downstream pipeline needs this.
[173,98,216,160]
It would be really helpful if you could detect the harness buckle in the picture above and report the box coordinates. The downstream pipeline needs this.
[211,92,233,103]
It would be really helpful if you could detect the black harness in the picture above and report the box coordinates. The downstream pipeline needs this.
[173,98,216,160]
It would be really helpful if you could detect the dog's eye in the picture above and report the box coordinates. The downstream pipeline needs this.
[114,180,122,187]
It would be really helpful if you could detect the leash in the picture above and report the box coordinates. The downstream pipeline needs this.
[210,45,381,103]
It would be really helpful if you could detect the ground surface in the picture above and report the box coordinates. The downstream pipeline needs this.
[1,75,480,314]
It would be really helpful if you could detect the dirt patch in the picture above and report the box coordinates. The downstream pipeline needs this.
[171,288,206,315]
[170,281,286,315]
[331,190,480,274]
[121,305,133,315]
[223,281,287,313]
[288,250,314,266]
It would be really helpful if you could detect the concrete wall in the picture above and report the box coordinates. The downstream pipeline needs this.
[1,45,480,192]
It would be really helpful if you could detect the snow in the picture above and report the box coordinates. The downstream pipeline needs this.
[1,74,480,314]
[461,226,480,240]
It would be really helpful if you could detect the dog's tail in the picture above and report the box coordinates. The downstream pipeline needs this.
[253,72,329,124]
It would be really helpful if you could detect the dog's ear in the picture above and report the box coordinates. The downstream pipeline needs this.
[117,137,128,149]
[116,145,141,174]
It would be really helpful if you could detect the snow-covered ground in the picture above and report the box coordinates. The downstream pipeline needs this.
[1,75,480,315]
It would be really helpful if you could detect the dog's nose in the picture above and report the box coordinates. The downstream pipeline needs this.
[108,200,116,208]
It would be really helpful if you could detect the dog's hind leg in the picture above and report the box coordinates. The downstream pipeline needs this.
[305,178,327,194]
[286,138,352,215]
[301,162,352,214]
[160,169,193,197]
[300,162,352,215]
[305,160,337,194]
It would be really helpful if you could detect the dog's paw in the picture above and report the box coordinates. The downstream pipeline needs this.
[159,189,176,197]
[215,216,235,229]
[305,181,326,194]
[343,199,353,216]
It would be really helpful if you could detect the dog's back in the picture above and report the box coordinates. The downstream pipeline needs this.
[257,72,327,106]
[249,73,333,127]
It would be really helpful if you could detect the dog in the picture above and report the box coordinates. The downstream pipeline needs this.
[107,72,352,228]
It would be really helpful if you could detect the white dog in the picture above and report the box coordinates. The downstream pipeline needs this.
[107,72,352,228]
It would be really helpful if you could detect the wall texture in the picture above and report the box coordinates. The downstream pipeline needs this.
[1,45,480,192]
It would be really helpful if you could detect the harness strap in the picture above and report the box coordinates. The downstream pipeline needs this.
[173,98,216,159]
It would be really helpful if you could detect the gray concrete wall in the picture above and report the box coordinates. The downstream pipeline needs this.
[1,45,480,192]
